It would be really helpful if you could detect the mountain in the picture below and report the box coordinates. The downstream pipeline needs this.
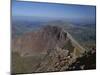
[12,25,85,73]
[12,19,96,50]
[12,25,85,57]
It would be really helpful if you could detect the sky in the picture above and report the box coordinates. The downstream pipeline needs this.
[12,0,96,24]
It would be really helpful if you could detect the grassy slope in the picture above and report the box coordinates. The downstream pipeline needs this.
[11,52,45,74]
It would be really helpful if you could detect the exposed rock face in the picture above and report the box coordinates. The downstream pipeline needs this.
[12,25,85,73]
[12,25,81,56]
[66,48,96,70]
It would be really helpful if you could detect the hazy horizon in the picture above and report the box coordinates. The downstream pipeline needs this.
[12,0,96,25]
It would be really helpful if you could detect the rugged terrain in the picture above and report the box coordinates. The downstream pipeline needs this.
[11,20,96,74]
[11,25,88,74]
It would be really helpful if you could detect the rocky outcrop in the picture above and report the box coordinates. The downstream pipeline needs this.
[33,47,76,72]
